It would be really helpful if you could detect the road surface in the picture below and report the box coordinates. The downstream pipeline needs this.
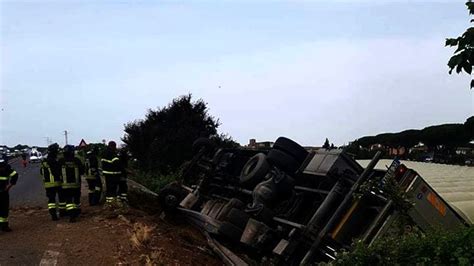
[0,158,220,265]
[8,158,45,207]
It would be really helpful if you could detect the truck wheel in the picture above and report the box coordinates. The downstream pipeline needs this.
[192,137,215,154]
[273,137,308,164]
[158,184,187,212]
[239,153,270,188]
[266,149,300,174]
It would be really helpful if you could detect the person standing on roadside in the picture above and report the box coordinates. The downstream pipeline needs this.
[101,141,122,208]
[40,143,63,221]
[21,153,27,168]
[85,146,102,206]
[59,145,84,223]
[0,158,18,232]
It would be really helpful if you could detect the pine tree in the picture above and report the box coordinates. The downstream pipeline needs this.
[323,138,330,149]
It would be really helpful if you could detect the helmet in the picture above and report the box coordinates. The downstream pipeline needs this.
[48,143,60,153]
[108,141,117,149]
[63,145,75,157]
[107,141,117,153]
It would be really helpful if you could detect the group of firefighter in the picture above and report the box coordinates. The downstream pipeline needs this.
[0,140,129,232]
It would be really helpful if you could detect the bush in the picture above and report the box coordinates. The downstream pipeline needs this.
[130,170,180,193]
[122,94,238,175]
[331,226,474,266]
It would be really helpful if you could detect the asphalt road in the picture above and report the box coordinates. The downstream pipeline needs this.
[8,158,45,207]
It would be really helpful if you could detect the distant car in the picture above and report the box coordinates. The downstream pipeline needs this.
[29,151,43,163]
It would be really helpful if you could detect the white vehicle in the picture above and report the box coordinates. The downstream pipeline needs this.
[29,150,43,163]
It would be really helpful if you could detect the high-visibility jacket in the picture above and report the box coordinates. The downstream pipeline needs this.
[101,152,122,176]
[59,157,84,189]
[0,164,18,192]
[40,159,62,188]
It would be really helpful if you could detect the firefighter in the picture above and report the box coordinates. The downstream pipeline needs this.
[0,158,18,232]
[40,143,63,221]
[101,141,122,207]
[85,147,102,206]
[59,145,84,223]
[117,148,129,204]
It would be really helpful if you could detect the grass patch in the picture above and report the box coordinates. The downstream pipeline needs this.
[130,222,155,249]
[129,170,179,194]
[331,226,474,265]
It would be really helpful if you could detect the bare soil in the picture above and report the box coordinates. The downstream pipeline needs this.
[0,201,221,265]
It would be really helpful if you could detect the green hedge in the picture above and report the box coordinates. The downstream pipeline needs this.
[129,170,179,193]
[331,226,474,265]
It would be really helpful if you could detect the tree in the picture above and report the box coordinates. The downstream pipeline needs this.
[465,116,474,139]
[12,144,29,150]
[323,138,330,149]
[446,1,474,89]
[122,94,238,174]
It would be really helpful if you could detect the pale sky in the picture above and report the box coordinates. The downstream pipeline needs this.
[1,0,473,147]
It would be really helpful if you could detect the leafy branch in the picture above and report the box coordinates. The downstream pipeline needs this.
[446,1,474,89]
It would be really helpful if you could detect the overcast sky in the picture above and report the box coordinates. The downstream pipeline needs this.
[1,0,473,147]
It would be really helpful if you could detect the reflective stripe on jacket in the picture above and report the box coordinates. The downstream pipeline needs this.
[101,156,122,176]
[60,158,84,189]
[0,166,18,191]
[40,161,62,188]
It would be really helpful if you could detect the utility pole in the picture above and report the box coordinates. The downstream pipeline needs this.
[64,130,68,146]
[44,137,52,146]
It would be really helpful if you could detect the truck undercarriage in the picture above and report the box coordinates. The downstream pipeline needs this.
[159,137,469,265]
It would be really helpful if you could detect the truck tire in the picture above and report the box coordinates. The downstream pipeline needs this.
[239,153,270,188]
[273,137,308,164]
[266,149,300,174]
[158,184,187,212]
[192,138,215,154]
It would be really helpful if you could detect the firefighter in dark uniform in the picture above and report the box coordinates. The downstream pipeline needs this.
[117,148,129,204]
[59,145,84,222]
[0,158,18,232]
[40,143,63,221]
[85,147,102,206]
[101,141,122,207]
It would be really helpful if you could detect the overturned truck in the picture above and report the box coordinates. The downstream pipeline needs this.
[159,137,469,265]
